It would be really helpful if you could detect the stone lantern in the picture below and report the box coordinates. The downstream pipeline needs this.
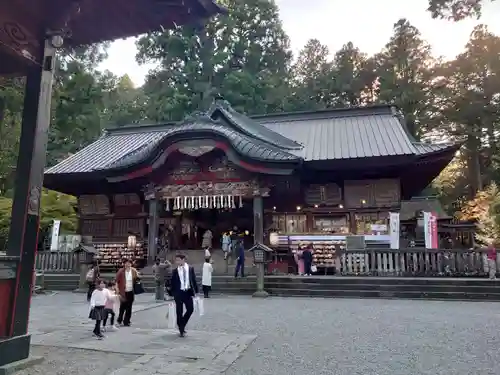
[73,245,97,293]
[249,243,274,297]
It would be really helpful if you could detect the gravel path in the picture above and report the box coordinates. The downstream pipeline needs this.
[135,296,500,375]
[25,347,138,375]
[23,293,500,375]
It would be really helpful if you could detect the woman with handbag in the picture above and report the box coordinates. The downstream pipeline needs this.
[115,258,140,327]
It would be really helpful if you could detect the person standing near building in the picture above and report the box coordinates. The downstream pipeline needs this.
[86,263,100,302]
[487,242,497,280]
[202,257,213,298]
[302,244,314,276]
[116,259,139,326]
[152,258,167,301]
[170,253,198,337]
[234,240,245,278]
[202,229,213,249]
[222,232,231,260]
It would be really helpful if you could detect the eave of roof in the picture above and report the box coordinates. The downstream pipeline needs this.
[45,111,302,175]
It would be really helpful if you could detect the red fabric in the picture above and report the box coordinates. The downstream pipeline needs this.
[487,246,497,260]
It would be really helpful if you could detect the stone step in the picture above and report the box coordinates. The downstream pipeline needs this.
[40,273,500,301]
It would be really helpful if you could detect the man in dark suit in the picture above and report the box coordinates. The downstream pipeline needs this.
[170,253,198,337]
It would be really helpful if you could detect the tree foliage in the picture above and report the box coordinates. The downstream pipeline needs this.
[1,1,500,240]
[427,0,492,20]
[458,184,500,245]
[0,190,77,250]
[136,0,292,119]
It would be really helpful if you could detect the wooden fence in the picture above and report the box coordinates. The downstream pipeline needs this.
[35,251,78,273]
[333,248,493,277]
[35,248,498,278]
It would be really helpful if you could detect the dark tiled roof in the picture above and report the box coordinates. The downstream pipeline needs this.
[46,104,459,175]
[46,112,301,175]
[257,106,417,161]
[105,119,301,170]
[212,100,303,151]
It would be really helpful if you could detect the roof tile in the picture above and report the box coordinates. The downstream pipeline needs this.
[259,110,417,161]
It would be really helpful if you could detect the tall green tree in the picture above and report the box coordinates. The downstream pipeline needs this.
[136,0,292,120]
[427,0,492,20]
[433,25,500,196]
[289,39,333,110]
[47,43,123,165]
[102,74,146,127]
[375,19,435,138]
[331,42,378,107]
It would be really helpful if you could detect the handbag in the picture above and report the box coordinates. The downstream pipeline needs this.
[194,297,205,316]
[165,302,176,329]
[133,280,145,295]
[311,264,318,273]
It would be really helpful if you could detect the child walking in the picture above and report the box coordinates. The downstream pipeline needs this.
[202,257,213,298]
[89,280,107,339]
[102,281,119,332]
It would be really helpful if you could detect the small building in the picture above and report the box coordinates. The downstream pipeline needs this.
[44,101,460,270]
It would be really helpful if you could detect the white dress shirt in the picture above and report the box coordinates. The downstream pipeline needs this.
[178,264,190,291]
[125,269,133,292]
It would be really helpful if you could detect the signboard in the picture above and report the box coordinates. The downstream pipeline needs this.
[346,235,365,250]
[423,212,438,249]
[50,220,61,251]
[389,212,400,249]
[370,224,387,232]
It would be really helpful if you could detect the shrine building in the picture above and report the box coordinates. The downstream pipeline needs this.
[43,100,460,271]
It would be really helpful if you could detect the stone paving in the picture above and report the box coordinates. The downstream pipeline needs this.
[19,292,500,375]
[23,292,255,375]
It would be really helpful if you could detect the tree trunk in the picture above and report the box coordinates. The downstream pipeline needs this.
[466,135,483,197]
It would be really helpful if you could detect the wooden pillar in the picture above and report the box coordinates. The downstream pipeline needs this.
[2,37,57,366]
[147,197,159,263]
[253,193,268,298]
[253,195,264,244]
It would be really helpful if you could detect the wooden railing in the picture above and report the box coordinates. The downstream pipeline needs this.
[35,248,496,278]
[334,248,492,277]
[35,251,78,273]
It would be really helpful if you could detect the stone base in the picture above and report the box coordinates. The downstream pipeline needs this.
[0,357,44,375]
[252,290,269,298]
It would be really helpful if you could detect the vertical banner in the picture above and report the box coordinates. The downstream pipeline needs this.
[50,219,61,251]
[423,212,438,249]
[389,212,400,249]
[430,212,438,248]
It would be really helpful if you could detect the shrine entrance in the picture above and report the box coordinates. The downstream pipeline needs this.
[144,146,271,259]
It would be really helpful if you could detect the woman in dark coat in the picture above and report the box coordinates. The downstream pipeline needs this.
[302,244,314,276]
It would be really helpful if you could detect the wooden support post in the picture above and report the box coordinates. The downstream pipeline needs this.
[252,194,268,298]
[2,36,57,367]
[147,197,159,263]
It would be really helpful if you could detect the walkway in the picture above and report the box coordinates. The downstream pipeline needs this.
[25,292,500,375]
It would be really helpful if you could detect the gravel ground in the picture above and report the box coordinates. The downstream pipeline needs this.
[22,293,500,375]
[135,296,500,375]
[23,347,138,375]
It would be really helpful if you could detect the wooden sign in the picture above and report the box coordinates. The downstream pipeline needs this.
[305,184,342,206]
[159,180,259,197]
[78,195,110,215]
[163,155,244,185]
[344,179,400,208]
